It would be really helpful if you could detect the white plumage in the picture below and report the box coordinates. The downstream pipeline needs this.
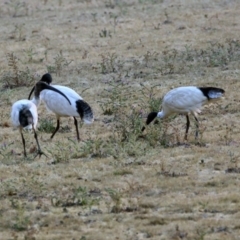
[11,100,38,130]
[11,81,71,158]
[28,73,94,141]
[143,86,225,141]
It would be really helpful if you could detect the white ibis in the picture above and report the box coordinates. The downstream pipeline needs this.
[142,86,225,140]
[28,73,94,141]
[11,81,71,157]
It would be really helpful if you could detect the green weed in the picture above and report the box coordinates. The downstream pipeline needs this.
[12,24,26,41]
[10,200,29,231]
[105,188,122,213]
[51,186,100,209]
[99,29,112,38]
[99,53,123,74]
[38,118,56,133]
[1,52,35,88]
[6,0,27,17]
[47,51,72,76]
[79,137,108,158]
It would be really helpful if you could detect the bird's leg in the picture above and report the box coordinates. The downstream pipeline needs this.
[32,125,47,158]
[73,117,80,141]
[184,115,190,141]
[194,116,199,139]
[50,118,60,139]
[20,128,27,157]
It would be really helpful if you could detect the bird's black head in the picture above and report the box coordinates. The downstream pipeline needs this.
[41,73,52,85]
[146,112,158,125]
[34,81,71,105]
[141,111,158,132]
[28,73,52,100]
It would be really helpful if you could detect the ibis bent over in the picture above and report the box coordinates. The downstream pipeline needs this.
[28,73,94,141]
[142,86,225,141]
[11,81,71,158]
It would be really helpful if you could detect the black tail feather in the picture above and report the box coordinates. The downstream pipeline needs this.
[198,87,225,100]
[76,100,94,124]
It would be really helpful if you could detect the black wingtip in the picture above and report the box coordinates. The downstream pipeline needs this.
[198,87,225,100]
[76,100,93,123]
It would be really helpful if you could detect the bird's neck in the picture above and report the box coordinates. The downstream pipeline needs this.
[31,97,40,107]
[157,111,165,119]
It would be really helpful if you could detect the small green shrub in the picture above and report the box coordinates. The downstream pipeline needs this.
[1,53,35,88]
[38,118,56,133]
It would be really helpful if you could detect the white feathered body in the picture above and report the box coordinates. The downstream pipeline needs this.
[11,99,38,129]
[40,85,81,117]
[39,85,93,124]
[158,86,222,118]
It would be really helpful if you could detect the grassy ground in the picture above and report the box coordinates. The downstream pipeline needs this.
[1,0,240,239]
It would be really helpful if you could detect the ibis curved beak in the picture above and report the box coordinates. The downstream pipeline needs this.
[28,86,35,100]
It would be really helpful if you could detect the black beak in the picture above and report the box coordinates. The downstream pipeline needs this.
[146,112,158,125]
[142,112,158,132]
[35,81,72,105]
[28,85,35,100]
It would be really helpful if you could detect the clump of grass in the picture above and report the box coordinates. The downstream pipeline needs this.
[51,186,100,209]
[113,169,133,176]
[151,39,240,76]
[143,120,173,148]
[143,51,159,68]
[0,141,14,162]
[48,141,72,164]
[1,52,35,88]
[38,118,55,133]
[98,82,130,116]
[139,83,162,112]
[78,137,108,158]
[5,0,27,17]
[114,108,143,142]
[105,188,122,213]
[99,53,123,74]
[47,51,72,76]
[10,199,29,231]
[10,24,26,41]
[23,47,38,63]
[98,81,174,157]
[220,123,234,146]
[99,29,112,38]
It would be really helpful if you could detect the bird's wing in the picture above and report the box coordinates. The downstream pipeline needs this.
[52,85,83,100]
[40,90,78,116]
[163,87,207,113]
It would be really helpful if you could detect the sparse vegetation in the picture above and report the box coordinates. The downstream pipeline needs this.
[0,0,240,239]
[0,52,35,88]
[46,51,72,76]
[38,117,56,133]
[5,0,27,18]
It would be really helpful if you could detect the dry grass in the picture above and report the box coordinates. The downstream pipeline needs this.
[1,0,240,239]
